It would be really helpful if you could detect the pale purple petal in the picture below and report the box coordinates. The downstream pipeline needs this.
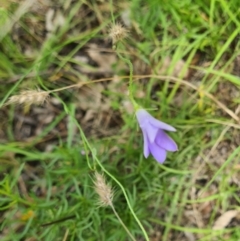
[136,108,177,164]
[136,109,176,132]
[142,131,150,158]
[136,109,158,142]
[155,130,178,152]
[148,117,176,132]
[148,142,167,163]
[143,123,158,143]
[136,109,149,128]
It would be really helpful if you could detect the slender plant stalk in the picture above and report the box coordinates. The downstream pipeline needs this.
[116,51,138,110]
[109,0,115,24]
[110,204,136,241]
[5,74,238,122]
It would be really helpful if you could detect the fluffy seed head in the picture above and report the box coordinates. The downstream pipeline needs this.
[5,89,49,106]
[94,172,113,207]
[108,23,128,44]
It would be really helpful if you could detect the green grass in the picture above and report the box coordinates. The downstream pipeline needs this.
[0,0,240,240]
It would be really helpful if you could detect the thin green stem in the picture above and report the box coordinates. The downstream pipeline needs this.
[116,51,138,110]
[111,204,136,241]
[109,0,115,24]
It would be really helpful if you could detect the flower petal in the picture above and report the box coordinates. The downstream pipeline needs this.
[149,116,176,132]
[136,109,149,128]
[149,142,167,163]
[143,122,158,143]
[142,130,150,158]
[155,130,178,152]
[136,109,176,132]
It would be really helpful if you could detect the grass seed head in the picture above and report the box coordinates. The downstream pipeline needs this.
[94,172,113,207]
[5,89,49,106]
[108,23,128,44]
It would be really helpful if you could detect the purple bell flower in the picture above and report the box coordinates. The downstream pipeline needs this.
[136,109,178,163]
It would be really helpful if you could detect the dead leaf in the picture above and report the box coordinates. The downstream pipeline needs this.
[76,84,104,111]
[87,43,117,73]
[233,55,240,76]
[158,56,189,78]
[121,9,131,27]
[46,8,65,33]
[213,210,239,230]
[184,232,195,241]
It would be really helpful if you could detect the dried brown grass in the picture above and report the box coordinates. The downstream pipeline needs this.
[5,89,49,106]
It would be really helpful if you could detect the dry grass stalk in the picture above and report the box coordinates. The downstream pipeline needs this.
[109,23,128,44]
[94,172,113,207]
[5,89,49,106]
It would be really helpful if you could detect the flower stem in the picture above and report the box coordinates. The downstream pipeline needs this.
[109,0,115,24]
[116,50,138,110]
[110,204,136,241]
